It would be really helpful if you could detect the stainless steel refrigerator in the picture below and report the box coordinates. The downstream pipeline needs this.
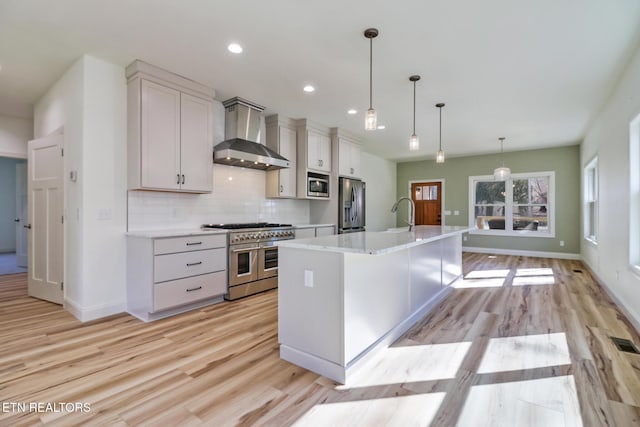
[338,177,365,233]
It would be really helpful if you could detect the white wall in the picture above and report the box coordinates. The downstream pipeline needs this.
[360,151,397,231]
[581,42,640,329]
[0,115,32,158]
[34,55,127,321]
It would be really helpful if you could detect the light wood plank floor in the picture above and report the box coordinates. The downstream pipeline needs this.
[1,254,639,426]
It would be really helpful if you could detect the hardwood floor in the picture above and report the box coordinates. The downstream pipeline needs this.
[1,254,639,426]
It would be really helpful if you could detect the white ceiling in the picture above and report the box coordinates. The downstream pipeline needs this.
[1,0,639,161]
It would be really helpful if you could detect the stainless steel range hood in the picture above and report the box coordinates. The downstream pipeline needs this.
[213,97,291,170]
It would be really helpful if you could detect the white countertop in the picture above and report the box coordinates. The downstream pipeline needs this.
[277,225,470,255]
[126,229,229,238]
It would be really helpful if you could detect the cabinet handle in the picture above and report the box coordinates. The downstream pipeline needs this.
[186,286,202,292]
[280,185,284,193]
[186,261,203,267]
[182,174,185,185]
[14,218,20,223]
[186,241,202,246]
[24,224,31,229]
[177,174,180,184]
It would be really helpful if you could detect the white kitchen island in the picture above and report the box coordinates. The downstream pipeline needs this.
[277,225,469,384]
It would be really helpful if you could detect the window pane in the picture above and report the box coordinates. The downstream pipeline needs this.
[530,177,548,204]
[513,179,529,204]
[512,205,547,230]
[475,181,505,204]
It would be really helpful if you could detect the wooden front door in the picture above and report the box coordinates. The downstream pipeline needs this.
[411,182,442,226]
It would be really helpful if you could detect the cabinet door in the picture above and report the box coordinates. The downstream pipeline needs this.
[141,79,181,190]
[315,226,335,236]
[339,139,361,178]
[180,93,213,192]
[307,130,331,172]
[279,126,297,197]
[349,142,361,178]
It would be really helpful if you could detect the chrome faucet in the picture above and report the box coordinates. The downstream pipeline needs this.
[391,197,415,231]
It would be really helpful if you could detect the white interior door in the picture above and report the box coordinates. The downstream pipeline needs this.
[15,162,27,267]
[28,134,64,305]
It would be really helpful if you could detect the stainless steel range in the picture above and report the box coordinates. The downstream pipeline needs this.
[202,223,294,300]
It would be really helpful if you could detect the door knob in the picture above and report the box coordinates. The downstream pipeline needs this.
[24,224,31,229]
[14,218,20,222]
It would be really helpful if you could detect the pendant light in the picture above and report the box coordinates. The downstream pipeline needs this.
[435,103,445,163]
[364,28,379,130]
[493,137,511,180]
[409,75,420,151]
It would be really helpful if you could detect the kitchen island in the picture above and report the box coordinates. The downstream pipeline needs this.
[277,225,469,384]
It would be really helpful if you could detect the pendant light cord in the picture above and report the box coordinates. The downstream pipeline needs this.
[439,106,442,150]
[412,80,416,134]
[369,38,373,109]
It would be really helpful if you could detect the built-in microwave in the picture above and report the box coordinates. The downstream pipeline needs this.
[307,172,329,198]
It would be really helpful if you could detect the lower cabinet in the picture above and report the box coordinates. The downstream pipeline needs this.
[294,225,336,239]
[127,233,227,321]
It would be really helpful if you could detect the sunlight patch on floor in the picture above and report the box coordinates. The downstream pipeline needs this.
[338,342,472,389]
[457,375,582,427]
[477,333,571,374]
[454,269,510,288]
[292,392,446,427]
[513,267,556,286]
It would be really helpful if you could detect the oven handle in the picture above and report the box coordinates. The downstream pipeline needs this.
[232,246,260,253]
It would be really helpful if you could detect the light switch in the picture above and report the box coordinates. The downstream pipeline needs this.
[444,210,452,215]
[454,210,460,216]
[304,270,314,287]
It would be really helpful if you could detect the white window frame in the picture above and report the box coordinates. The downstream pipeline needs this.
[468,171,555,238]
[583,156,598,246]
[630,113,640,275]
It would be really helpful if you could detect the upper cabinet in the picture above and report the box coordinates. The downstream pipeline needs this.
[127,60,214,193]
[331,128,363,179]
[298,119,331,174]
[265,115,297,198]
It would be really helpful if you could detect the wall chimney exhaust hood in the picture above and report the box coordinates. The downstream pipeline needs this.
[213,97,291,170]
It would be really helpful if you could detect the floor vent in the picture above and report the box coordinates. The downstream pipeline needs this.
[572,269,583,273]
[611,337,640,354]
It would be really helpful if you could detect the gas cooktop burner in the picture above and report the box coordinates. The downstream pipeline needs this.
[202,222,292,230]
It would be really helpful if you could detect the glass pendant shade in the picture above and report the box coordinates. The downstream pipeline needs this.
[493,166,511,181]
[409,134,419,151]
[436,149,445,163]
[365,108,377,131]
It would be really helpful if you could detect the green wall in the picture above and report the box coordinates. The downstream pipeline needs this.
[396,145,581,254]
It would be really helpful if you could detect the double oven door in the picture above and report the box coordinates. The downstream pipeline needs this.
[228,241,279,286]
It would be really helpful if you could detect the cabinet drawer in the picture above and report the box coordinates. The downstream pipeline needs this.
[154,234,226,255]
[154,248,226,282]
[154,271,227,311]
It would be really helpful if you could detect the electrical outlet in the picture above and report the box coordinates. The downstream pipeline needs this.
[304,270,314,287]
[560,240,565,247]
[463,235,468,241]
[454,210,460,216]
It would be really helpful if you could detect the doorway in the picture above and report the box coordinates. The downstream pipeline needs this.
[0,156,28,275]
[411,181,443,226]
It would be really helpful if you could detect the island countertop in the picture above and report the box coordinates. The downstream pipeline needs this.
[277,225,469,255]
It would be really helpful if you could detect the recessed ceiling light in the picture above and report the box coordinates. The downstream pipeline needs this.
[227,43,243,54]
[347,109,357,115]
[303,85,315,93]
[377,125,386,130]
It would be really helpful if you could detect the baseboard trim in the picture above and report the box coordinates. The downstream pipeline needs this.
[581,259,640,335]
[462,246,581,260]
[65,298,126,322]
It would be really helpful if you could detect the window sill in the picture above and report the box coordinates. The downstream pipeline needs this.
[469,229,555,238]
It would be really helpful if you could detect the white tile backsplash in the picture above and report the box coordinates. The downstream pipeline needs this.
[128,164,310,231]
